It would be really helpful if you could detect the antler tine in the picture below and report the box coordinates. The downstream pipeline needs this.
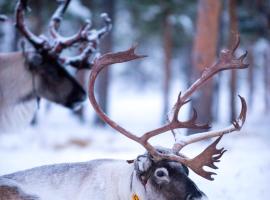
[154,97,246,180]
[171,93,210,129]
[231,32,240,54]
[140,94,210,143]
[49,6,111,55]
[60,14,112,69]
[52,21,92,54]
[63,44,96,69]
[49,0,89,53]
[15,0,45,49]
[49,0,71,39]
[172,95,247,153]
[168,96,247,180]
[49,0,94,54]
[88,46,146,141]
[182,36,248,103]
[184,136,227,180]
[96,13,112,39]
[63,13,112,51]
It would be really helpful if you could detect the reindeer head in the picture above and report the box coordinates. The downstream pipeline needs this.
[87,33,248,199]
[24,51,85,108]
[134,149,206,200]
[15,0,111,108]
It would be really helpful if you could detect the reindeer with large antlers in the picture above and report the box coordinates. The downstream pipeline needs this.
[0,0,111,131]
[0,34,247,199]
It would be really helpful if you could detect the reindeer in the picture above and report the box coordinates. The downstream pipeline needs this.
[0,0,111,131]
[0,33,248,199]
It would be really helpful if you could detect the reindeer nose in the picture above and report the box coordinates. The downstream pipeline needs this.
[65,88,86,109]
[65,94,86,110]
[69,101,83,110]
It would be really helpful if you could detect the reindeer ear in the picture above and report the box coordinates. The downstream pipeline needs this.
[134,154,152,174]
[134,154,153,185]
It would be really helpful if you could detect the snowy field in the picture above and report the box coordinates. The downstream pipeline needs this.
[0,79,269,200]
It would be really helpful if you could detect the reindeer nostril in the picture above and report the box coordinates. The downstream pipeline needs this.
[156,170,165,177]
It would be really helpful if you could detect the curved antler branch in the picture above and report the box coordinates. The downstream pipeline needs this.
[88,46,146,143]
[50,11,111,58]
[96,13,112,39]
[172,95,247,153]
[15,0,45,49]
[181,36,248,104]
[87,33,248,181]
[50,0,71,34]
[49,0,92,54]
[63,44,95,69]
[140,34,248,144]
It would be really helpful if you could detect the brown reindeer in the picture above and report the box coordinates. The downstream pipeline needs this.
[0,0,111,131]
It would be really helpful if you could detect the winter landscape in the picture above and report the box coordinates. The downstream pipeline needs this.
[1,0,270,200]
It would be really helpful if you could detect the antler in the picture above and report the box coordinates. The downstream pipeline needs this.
[49,0,90,54]
[15,0,111,69]
[48,0,112,55]
[15,0,45,49]
[88,35,248,181]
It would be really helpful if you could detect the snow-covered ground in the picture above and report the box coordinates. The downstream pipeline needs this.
[0,80,269,200]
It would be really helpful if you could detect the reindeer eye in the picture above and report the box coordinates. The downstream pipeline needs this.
[155,168,169,178]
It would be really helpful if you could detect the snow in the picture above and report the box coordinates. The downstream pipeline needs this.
[0,76,269,200]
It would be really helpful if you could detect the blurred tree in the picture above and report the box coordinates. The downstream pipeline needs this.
[190,0,221,132]
[1,0,269,127]
[74,69,88,122]
[0,1,16,52]
[237,0,270,112]
[228,0,238,122]
[247,44,254,109]
[94,0,115,126]
[29,0,46,126]
[255,0,270,113]
[73,0,94,123]
[161,5,172,121]
[263,47,270,113]
[124,0,197,122]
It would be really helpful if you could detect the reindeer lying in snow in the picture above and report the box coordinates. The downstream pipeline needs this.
[0,30,248,199]
[0,0,111,131]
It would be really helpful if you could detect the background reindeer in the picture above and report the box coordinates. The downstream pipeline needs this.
[0,34,248,200]
[0,0,111,131]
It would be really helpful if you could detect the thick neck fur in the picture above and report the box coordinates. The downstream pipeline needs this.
[0,160,165,200]
[0,52,38,132]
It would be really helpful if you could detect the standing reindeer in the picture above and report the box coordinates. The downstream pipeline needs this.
[0,34,248,199]
[0,0,111,131]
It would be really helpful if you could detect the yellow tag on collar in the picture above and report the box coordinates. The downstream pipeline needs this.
[132,194,140,200]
